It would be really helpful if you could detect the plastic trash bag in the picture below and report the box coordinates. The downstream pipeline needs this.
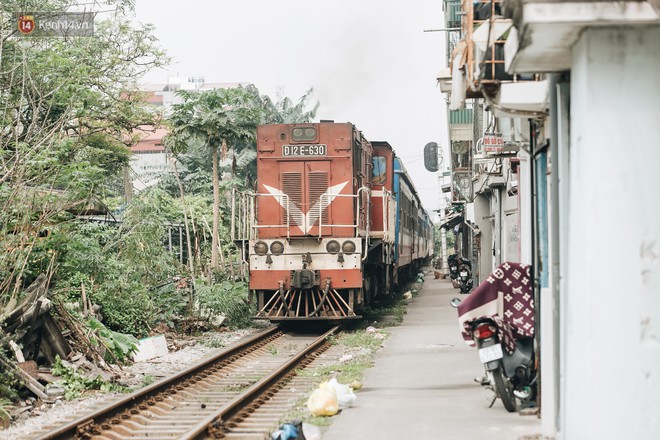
[302,423,321,440]
[271,420,306,440]
[307,382,339,416]
[326,377,357,409]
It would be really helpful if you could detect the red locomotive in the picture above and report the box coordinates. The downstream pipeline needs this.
[232,122,433,322]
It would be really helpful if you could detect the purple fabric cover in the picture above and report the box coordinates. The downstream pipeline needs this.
[456,262,534,354]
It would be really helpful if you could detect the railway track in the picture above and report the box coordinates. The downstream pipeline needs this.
[36,325,340,440]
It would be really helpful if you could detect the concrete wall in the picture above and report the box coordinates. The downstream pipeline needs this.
[501,164,520,263]
[473,194,492,282]
[518,152,532,266]
[562,25,660,440]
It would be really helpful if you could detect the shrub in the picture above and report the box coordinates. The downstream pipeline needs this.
[195,280,254,329]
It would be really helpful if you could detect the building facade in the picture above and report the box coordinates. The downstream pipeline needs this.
[438,0,660,438]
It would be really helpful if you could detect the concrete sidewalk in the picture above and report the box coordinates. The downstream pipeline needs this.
[322,274,541,440]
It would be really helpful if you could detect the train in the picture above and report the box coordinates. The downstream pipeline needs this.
[232,121,433,322]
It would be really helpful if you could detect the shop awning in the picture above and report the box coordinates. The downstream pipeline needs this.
[439,213,464,230]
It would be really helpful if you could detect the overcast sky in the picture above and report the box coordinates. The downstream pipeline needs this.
[133,0,450,215]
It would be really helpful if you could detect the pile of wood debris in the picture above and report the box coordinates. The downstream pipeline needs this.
[0,274,120,426]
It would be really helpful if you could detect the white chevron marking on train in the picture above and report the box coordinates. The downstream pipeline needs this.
[263,181,349,233]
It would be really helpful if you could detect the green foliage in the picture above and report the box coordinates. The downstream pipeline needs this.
[329,330,389,352]
[261,88,319,124]
[86,318,138,363]
[51,190,183,337]
[446,229,456,249]
[51,356,125,400]
[90,282,153,338]
[151,281,190,330]
[165,86,265,157]
[433,225,456,258]
[0,1,168,304]
[114,190,179,285]
[195,280,255,329]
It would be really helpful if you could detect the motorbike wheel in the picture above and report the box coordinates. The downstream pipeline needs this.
[460,283,471,294]
[492,366,517,412]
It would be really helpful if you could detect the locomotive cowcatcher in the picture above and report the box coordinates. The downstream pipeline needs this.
[232,122,432,322]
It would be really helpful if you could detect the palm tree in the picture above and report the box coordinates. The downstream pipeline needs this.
[261,87,319,124]
[165,86,263,270]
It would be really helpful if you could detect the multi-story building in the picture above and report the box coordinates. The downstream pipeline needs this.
[438,0,660,438]
[438,0,538,283]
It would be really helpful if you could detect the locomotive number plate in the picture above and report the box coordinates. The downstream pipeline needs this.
[282,144,327,156]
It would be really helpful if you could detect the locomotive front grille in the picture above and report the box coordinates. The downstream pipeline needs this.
[308,171,329,226]
[255,287,360,321]
[281,172,303,226]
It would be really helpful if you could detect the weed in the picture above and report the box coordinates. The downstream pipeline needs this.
[200,336,225,349]
[52,356,127,400]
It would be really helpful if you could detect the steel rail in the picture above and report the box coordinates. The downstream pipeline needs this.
[182,325,340,440]
[36,326,281,440]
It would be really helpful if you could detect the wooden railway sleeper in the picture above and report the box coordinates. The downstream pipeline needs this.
[208,420,227,438]
[186,327,337,439]
[76,419,99,438]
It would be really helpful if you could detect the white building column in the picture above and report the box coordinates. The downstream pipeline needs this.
[562,25,660,440]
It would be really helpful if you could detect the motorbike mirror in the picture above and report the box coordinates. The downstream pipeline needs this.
[449,298,462,308]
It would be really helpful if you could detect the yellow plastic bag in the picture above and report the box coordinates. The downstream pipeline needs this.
[307,382,339,416]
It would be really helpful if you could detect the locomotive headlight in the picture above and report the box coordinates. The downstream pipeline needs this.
[342,240,356,254]
[292,127,317,141]
[326,240,340,254]
[254,241,268,256]
[270,241,284,255]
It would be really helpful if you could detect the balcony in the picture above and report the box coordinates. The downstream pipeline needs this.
[446,0,542,108]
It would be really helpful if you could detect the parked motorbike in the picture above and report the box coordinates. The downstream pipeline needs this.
[447,254,460,280]
[448,255,473,293]
[457,260,473,294]
[450,262,537,412]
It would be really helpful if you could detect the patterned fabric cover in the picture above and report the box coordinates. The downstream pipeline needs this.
[456,262,534,354]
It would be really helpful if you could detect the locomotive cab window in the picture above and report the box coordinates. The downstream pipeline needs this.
[372,156,387,186]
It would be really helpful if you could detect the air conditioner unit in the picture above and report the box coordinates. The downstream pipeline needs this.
[441,183,452,193]
[488,176,506,188]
